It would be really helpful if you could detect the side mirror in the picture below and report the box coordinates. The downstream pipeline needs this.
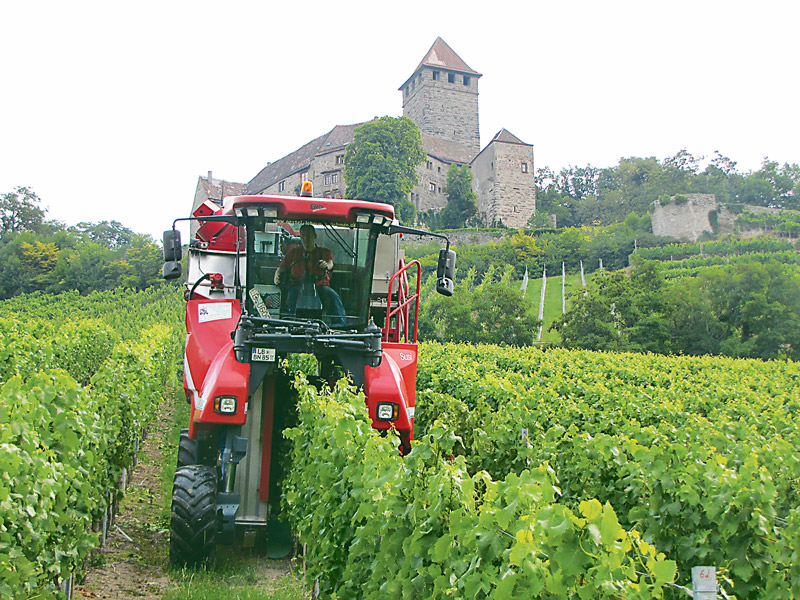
[162,261,182,280]
[436,249,456,296]
[163,229,182,262]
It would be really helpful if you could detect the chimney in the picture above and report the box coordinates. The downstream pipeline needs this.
[207,170,213,184]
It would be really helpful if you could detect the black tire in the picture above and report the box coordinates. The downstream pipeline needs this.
[177,429,198,468]
[170,465,217,568]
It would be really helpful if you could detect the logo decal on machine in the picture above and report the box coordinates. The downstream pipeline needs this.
[198,302,232,323]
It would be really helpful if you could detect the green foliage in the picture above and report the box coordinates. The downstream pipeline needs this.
[535,151,800,227]
[344,116,425,223]
[0,186,47,239]
[284,373,676,599]
[439,165,478,229]
[554,259,800,360]
[418,266,541,345]
[635,236,793,261]
[71,220,135,248]
[0,188,167,300]
[735,209,800,236]
[551,263,672,354]
[526,211,557,228]
[413,342,800,598]
[0,228,165,299]
[0,287,183,599]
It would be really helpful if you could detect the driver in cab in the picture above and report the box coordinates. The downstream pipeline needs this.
[274,224,344,318]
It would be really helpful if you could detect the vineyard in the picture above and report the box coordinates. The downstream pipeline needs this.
[628,236,800,282]
[3,286,800,599]
[0,286,184,599]
[285,343,800,599]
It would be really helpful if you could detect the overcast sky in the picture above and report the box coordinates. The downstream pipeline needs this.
[2,0,798,241]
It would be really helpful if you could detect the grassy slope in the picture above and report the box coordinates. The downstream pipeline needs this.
[525,269,593,343]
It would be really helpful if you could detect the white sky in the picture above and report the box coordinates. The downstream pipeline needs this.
[1,0,798,241]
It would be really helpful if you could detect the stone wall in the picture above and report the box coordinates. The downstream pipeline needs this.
[400,229,514,251]
[651,194,717,241]
[650,194,790,241]
[471,140,536,228]
[412,154,450,212]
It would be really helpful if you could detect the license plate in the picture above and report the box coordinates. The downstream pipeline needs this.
[251,347,276,362]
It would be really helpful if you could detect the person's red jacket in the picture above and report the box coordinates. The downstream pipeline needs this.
[279,245,333,286]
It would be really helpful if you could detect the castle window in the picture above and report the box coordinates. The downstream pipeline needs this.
[301,172,309,183]
[331,173,339,184]
[438,166,441,173]
[429,182,436,192]
[336,155,344,165]
[463,76,470,86]
[432,70,439,81]
[448,73,455,83]
[521,162,529,173]
[324,174,331,185]
[278,180,286,192]
[426,161,432,170]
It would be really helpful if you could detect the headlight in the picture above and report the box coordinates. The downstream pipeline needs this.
[214,396,237,414]
[376,402,399,421]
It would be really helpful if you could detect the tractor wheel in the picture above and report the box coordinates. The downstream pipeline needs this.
[177,429,198,467]
[169,465,217,568]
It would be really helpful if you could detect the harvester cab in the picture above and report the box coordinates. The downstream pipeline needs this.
[162,184,455,566]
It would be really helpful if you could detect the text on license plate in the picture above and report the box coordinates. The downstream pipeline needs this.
[251,347,276,362]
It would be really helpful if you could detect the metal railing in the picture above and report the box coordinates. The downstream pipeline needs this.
[383,260,421,344]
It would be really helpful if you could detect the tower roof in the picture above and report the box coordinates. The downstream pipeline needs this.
[490,128,531,146]
[400,37,481,88]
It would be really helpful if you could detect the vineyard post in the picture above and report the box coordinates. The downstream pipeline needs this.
[580,259,587,294]
[59,573,74,600]
[537,266,546,341]
[691,566,717,599]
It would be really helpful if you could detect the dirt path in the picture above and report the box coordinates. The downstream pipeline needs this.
[77,392,297,599]
[77,396,175,599]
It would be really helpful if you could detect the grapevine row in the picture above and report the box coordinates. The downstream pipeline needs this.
[634,237,794,261]
[0,288,184,599]
[413,343,800,598]
[283,375,678,599]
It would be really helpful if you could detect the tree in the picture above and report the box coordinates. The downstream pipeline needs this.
[0,187,46,239]
[72,220,135,248]
[552,263,672,354]
[439,165,478,228]
[344,116,425,223]
[420,266,541,345]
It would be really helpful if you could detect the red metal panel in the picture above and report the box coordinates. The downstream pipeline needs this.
[184,299,249,429]
[364,344,418,441]
[223,195,395,224]
[185,299,241,398]
[382,344,418,416]
[195,345,249,425]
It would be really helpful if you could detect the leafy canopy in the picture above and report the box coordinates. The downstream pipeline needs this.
[344,116,425,223]
[439,164,478,229]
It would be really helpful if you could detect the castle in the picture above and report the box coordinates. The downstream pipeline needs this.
[195,38,536,228]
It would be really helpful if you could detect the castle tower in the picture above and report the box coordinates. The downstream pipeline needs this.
[471,129,536,228]
[399,37,481,157]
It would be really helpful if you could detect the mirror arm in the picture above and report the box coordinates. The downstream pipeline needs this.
[171,215,241,229]
[387,224,450,250]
